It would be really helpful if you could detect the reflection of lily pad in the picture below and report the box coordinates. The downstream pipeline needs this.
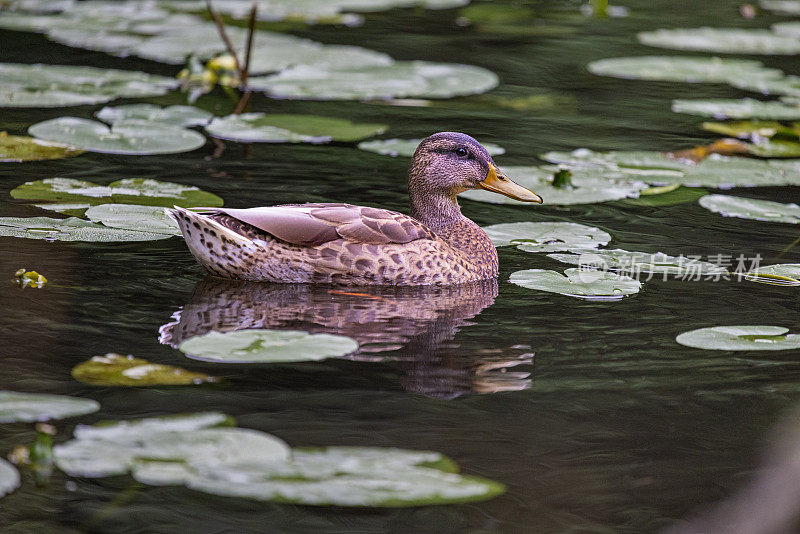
[699,194,800,224]
[744,263,800,285]
[0,217,172,242]
[72,353,219,386]
[12,177,223,208]
[509,268,641,300]
[358,138,505,157]
[249,61,499,100]
[179,329,359,363]
[85,204,180,235]
[547,249,729,276]
[676,325,800,350]
[587,56,782,83]
[205,113,387,143]
[672,98,800,120]
[461,166,647,205]
[29,117,206,155]
[0,390,99,423]
[0,132,83,162]
[0,460,19,499]
[638,28,800,55]
[96,104,213,127]
[483,221,611,251]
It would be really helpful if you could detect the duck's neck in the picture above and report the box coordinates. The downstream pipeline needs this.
[409,190,464,230]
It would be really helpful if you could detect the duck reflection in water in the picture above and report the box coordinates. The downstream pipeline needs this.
[159,277,531,398]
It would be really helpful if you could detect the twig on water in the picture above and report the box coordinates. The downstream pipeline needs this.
[205,0,242,70]
[233,3,258,115]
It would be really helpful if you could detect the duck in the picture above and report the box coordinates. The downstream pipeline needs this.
[168,132,542,285]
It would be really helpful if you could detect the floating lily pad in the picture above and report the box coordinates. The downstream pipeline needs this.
[483,221,611,251]
[249,61,499,100]
[509,268,641,300]
[762,1,800,15]
[461,166,647,205]
[744,139,800,157]
[547,249,729,276]
[676,325,800,350]
[96,104,213,127]
[0,216,171,242]
[0,460,19,499]
[0,62,177,108]
[701,120,789,138]
[699,194,800,223]
[72,353,219,386]
[541,148,690,172]
[0,132,83,162]
[744,263,800,285]
[772,21,800,38]
[587,56,782,83]
[638,28,800,55]
[74,412,234,441]
[85,204,180,235]
[623,186,708,206]
[205,113,387,143]
[731,75,800,97]
[12,177,223,208]
[47,27,145,55]
[672,99,800,120]
[358,138,505,157]
[179,329,359,363]
[29,118,206,155]
[0,390,99,423]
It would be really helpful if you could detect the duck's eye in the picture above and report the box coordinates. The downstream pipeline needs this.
[455,147,469,158]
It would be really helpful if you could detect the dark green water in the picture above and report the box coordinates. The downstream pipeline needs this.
[4,1,800,532]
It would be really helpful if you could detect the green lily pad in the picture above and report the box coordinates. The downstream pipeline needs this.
[205,113,387,143]
[178,329,359,363]
[74,412,235,441]
[96,104,213,127]
[699,194,800,224]
[0,216,172,242]
[0,132,83,162]
[358,138,505,157]
[541,148,690,172]
[701,121,788,138]
[743,263,800,285]
[85,204,180,235]
[638,27,800,55]
[248,61,499,100]
[12,177,223,208]
[0,62,177,108]
[623,186,708,206]
[772,20,800,38]
[461,166,647,205]
[46,27,146,55]
[0,459,19,499]
[744,139,800,157]
[731,75,800,97]
[72,353,219,386]
[483,221,611,251]
[547,249,729,276]
[762,1,800,15]
[587,56,782,83]
[0,390,99,423]
[672,99,800,120]
[29,118,206,155]
[676,325,800,350]
[509,268,641,300]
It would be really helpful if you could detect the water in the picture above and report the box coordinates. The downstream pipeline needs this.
[3,0,800,532]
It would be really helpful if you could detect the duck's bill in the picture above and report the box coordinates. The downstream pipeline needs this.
[478,165,543,203]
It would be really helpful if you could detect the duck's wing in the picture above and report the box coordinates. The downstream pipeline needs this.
[197,203,436,247]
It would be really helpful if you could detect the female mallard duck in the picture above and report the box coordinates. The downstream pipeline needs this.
[168,132,542,285]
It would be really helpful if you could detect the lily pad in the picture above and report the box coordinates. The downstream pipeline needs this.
[731,75,800,97]
[29,118,206,155]
[96,104,213,127]
[72,353,219,386]
[0,132,83,162]
[762,1,800,15]
[676,325,800,350]
[744,139,800,157]
[743,263,800,285]
[0,460,19,499]
[587,56,782,83]
[482,221,611,251]
[623,186,708,206]
[178,329,359,363]
[358,138,505,157]
[74,412,235,442]
[248,61,499,100]
[0,216,172,242]
[461,166,647,205]
[699,194,800,224]
[541,148,690,172]
[772,21,800,38]
[0,62,177,108]
[672,99,800,120]
[701,120,789,138]
[205,113,387,143]
[509,268,641,300]
[85,204,180,235]
[12,177,223,208]
[638,27,800,55]
[547,249,729,276]
[0,390,99,423]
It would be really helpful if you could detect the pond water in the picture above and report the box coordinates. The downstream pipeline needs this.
[4,0,800,532]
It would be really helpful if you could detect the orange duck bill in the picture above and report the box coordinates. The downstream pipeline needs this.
[478,164,543,203]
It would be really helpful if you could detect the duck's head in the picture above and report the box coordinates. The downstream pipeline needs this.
[408,132,543,207]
